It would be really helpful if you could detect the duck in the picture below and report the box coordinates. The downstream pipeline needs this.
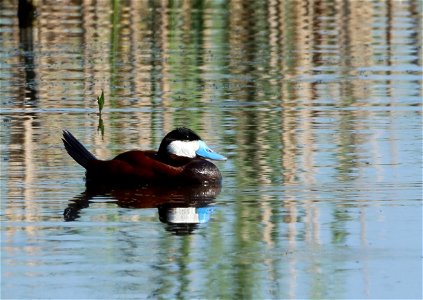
[62,127,226,187]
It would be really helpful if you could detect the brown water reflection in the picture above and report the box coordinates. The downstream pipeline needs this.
[1,0,422,299]
[64,185,220,235]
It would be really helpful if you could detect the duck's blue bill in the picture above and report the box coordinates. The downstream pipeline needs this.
[196,140,227,161]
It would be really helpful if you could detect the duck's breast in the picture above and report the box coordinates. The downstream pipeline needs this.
[181,159,222,185]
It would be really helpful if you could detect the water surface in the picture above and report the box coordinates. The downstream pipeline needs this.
[1,1,422,299]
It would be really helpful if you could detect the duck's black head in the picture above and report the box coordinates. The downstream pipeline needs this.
[158,127,226,161]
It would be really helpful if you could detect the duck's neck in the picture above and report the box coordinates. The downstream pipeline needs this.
[156,151,194,167]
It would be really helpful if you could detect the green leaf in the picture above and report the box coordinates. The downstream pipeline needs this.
[97,90,105,113]
[97,115,104,138]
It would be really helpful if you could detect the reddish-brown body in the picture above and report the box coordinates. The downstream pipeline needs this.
[62,129,224,188]
[85,151,221,187]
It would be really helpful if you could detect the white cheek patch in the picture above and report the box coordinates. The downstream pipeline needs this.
[167,140,200,158]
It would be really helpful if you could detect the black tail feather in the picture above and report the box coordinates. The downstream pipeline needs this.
[62,130,97,169]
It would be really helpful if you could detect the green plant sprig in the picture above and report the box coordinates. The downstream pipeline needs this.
[97,90,105,115]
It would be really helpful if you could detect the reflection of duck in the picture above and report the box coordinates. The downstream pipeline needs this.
[62,127,226,188]
[64,184,221,235]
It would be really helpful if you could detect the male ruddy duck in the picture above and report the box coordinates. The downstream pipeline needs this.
[62,127,226,187]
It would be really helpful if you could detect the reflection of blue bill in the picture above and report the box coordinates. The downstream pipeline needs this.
[196,207,215,223]
[167,207,215,224]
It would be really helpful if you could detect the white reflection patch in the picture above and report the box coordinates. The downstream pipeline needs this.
[167,207,199,223]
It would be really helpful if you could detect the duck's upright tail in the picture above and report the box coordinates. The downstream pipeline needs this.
[62,130,97,169]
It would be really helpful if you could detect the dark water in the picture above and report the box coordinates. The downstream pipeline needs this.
[1,1,422,299]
